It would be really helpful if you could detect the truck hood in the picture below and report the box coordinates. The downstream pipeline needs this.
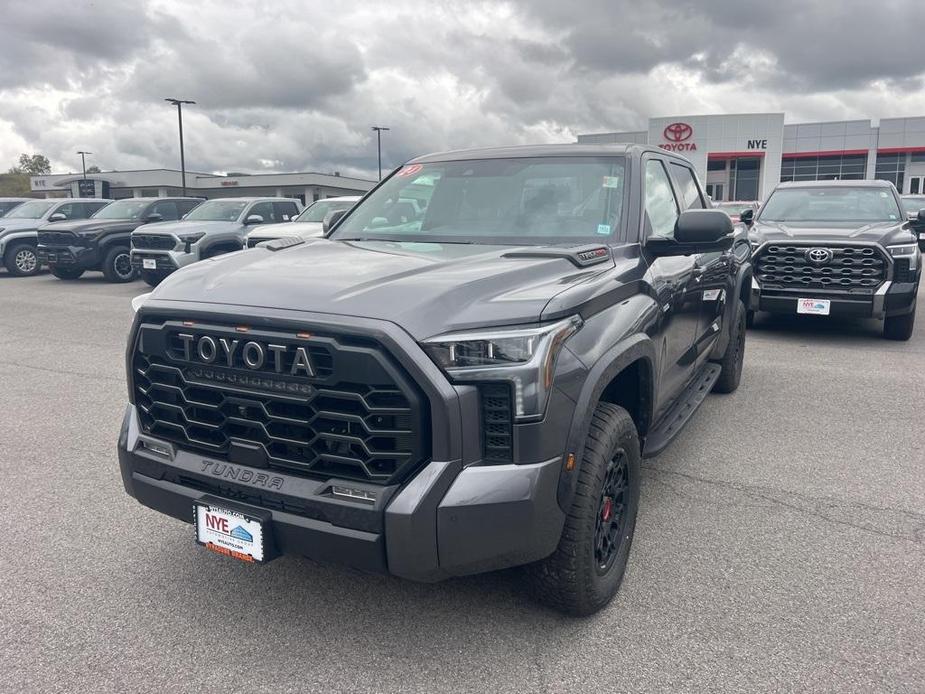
[39,219,140,234]
[150,239,616,339]
[136,220,242,236]
[750,220,915,247]
[0,218,46,236]
[247,221,322,240]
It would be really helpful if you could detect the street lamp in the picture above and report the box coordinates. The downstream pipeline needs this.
[165,98,196,196]
[76,151,92,179]
[371,126,390,180]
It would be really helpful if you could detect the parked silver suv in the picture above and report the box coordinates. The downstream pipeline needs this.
[1,198,111,276]
[130,197,302,286]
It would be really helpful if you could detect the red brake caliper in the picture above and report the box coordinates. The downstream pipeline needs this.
[601,497,613,522]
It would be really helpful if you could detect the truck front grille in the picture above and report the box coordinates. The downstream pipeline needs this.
[37,230,78,246]
[132,234,176,250]
[132,317,430,485]
[755,244,887,291]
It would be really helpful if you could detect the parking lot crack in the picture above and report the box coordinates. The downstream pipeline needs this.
[644,465,925,546]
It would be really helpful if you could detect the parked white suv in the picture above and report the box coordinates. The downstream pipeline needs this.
[245,196,360,248]
[131,197,302,286]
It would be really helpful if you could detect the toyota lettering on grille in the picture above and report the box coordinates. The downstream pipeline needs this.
[177,333,316,377]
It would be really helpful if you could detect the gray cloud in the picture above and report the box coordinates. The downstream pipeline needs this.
[1,0,925,178]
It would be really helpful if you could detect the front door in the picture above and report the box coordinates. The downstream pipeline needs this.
[642,158,700,420]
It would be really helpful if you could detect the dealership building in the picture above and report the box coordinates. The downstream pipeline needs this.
[29,169,375,204]
[578,113,925,202]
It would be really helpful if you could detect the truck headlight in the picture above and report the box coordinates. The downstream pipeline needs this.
[77,228,105,241]
[888,243,919,270]
[176,231,206,252]
[422,315,582,419]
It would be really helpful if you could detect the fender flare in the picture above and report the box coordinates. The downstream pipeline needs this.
[200,236,243,258]
[556,333,657,512]
[1,230,39,255]
[710,260,753,360]
[98,232,133,254]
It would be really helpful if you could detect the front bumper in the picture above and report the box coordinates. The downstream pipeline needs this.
[750,279,917,319]
[119,405,566,580]
[37,244,100,270]
[130,249,188,273]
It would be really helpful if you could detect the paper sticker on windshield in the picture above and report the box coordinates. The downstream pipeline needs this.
[602,176,621,188]
[398,164,424,178]
[597,224,611,235]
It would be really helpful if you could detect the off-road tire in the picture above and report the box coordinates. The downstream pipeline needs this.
[102,246,137,283]
[141,270,166,287]
[4,241,41,277]
[525,402,641,616]
[883,309,915,341]
[713,299,746,393]
[50,266,84,280]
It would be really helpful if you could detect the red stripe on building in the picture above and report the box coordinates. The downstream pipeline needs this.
[876,146,925,154]
[781,149,869,159]
[706,151,767,159]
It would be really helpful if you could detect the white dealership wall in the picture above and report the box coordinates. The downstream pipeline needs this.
[30,168,375,202]
[579,113,925,199]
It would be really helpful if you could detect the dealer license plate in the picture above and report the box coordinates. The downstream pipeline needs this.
[142,258,157,270]
[797,298,831,316]
[195,502,267,563]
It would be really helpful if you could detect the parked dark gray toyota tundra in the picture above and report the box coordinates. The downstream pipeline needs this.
[119,144,751,615]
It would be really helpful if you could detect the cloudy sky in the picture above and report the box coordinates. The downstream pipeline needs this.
[2,0,924,180]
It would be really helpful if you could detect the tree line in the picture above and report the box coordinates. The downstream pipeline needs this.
[1,153,100,196]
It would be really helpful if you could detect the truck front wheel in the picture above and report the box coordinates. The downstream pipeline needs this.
[713,299,747,394]
[102,246,137,283]
[4,242,41,277]
[525,402,641,616]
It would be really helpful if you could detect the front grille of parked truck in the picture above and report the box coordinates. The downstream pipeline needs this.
[754,244,888,291]
[131,317,431,485]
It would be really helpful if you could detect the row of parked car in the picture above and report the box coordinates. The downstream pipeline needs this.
[0,194,360,285]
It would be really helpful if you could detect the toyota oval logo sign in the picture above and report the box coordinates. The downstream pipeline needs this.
[660,122,697,152]
[664,122,693,142]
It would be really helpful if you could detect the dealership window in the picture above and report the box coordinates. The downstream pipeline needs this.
[874,153,906,191]
[780,154,867,183]
[730,158,760,201]
[707,159,727,172]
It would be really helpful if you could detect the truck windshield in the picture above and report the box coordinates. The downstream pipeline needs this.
[184,201,247,222]
[760,187,902,223]
[91,200,149,220]
[4,200,56,219]
[297,199,356,223]
[331,157,626,245]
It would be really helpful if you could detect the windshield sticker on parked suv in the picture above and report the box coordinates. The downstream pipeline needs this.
[602,176,621,188]
[398,164,424,177]
[597,224,611,235]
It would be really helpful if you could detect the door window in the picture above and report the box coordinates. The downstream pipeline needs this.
[246,201,276,223]
[669,163,706,210]
[273,201,299,221]
[150,201,180,220]
[644,160,679,238]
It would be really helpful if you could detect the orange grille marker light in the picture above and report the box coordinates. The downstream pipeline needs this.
[236,325,250,333]
[565,453,576,471]
[297,331,312,339]
[182,321,195,327]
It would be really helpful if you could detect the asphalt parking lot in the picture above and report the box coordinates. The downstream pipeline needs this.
[1,271,923,693]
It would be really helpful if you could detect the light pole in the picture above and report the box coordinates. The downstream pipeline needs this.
[371,126,390,180]
[165,98,196,196]
[77,151,91,179]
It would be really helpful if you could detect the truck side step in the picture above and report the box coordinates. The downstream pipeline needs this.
[642,363,721,458]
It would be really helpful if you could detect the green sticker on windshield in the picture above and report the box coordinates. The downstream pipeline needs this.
[602,176,620,188]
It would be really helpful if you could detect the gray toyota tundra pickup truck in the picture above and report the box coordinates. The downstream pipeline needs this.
[119,144,751,615]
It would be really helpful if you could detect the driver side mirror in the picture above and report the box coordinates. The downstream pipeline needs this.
[739,208,754,226]
[245,214,264,225]
[322,209,347,234]
[145,213,163,223]
[647,210,734,256]
[917,208,925,222]
[48,212,66,222]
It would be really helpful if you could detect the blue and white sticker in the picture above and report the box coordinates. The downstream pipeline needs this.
[596,223,611,235]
